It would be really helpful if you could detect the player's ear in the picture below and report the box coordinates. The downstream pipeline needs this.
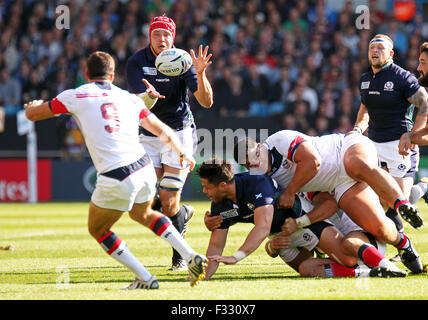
[390,49,394,58]
[110,73,114,82]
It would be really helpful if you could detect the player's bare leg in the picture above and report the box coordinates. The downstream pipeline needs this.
[339,183,423,273]
[88,201,158,289]
[316,226,358,268]
[129,201,206,286]
[343,143,423,229]
[339,182,400,244]
[157,164,194,270]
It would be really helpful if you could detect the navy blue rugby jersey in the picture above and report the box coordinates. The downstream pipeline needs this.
[126,46,198,136]
[209,172,305,234]
[359,61,420,142]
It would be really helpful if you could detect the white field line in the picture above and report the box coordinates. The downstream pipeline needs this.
[0,230,57,240]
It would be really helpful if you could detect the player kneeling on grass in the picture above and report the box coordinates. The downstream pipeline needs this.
[197,158,406,280]
[265,192,407,278]
[24,51,207,289]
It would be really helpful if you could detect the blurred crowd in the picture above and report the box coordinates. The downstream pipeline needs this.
[0,0,427,139]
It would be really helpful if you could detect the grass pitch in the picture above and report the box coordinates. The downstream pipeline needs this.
[0,200,427,300]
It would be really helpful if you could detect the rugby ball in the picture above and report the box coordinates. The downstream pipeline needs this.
[155,48,193,76]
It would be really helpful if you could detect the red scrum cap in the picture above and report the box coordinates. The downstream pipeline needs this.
[149,15,176,42]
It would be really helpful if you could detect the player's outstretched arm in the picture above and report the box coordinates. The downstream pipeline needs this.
[190,45,213,108]
[205,228,228,280]
[137,79,165,109]
[282,192,339,235]
[24,100,55,121]
[140,114,195,170]
[210,205,273,265]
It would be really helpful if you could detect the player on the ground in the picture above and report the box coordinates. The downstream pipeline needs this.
[354,35,428,260]
[233,130,424,274]
[197,158,406,280]
[126,15,213,271]
[400,42,428,154]
[24,51,207,289]
[265,192,406,278]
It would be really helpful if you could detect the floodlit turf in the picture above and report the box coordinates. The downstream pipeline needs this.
[0,201,427,300]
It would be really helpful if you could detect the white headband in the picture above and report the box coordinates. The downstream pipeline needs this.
[369,38,393,50]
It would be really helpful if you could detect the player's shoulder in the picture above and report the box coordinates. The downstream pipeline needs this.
[266,130,307,146]
[389,63,414,80]
[236,171,271,185]
[236,172,276,195]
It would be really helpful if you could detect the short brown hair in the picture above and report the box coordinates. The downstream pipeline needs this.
[420,42,428,55]
[87,51,115,80]
[197,158,235,185]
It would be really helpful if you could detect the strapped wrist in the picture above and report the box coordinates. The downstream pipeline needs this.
[353,126,363,134]
[233,250,246,261]
[295,215,311,228]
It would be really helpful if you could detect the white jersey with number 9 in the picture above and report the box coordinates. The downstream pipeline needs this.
[50,82,151,174]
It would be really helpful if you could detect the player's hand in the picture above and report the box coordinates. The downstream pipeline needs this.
[142,79,165,99]
[204,211,223,231]
[277,190,295,209]
[208,255,238,265]
[24,100,44,109]
[282,218,298,236]
[270,233,291,250]
[190,45,212,74]
[398,132,413,156]
[179,152,195,171]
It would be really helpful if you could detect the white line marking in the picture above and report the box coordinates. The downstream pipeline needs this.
[0,231,57,240]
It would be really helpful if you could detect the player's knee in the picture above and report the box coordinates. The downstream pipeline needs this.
[88,225,106,240]
[345,158,375,180]
[158,172,185,193]
[368,224,391,243]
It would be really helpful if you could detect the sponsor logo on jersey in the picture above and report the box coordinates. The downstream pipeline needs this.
[142,67,157,75]
[398,164,406,171]
[156,78,170,82]
[247,203,255,211]
[303,232,313,242]
[255,193,263,199]
[282,159,292,169]
[220,209,239,219]
[368,91,380,95]
[361,81,370,89]
[384,81,394,91]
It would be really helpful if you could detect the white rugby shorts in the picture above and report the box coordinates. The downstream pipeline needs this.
[332,133,378,202]
[91,163,157,212]
[372,139,419,178]
[139,125,196,169]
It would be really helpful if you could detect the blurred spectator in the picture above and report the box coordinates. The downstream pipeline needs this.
[314,116,331,136]
[0,68,21,115]
[244,64,269,117]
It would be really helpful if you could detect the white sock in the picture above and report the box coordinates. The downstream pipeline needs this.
[98,231,152,282]
[409,182,428,204]
[150,215,195,261]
